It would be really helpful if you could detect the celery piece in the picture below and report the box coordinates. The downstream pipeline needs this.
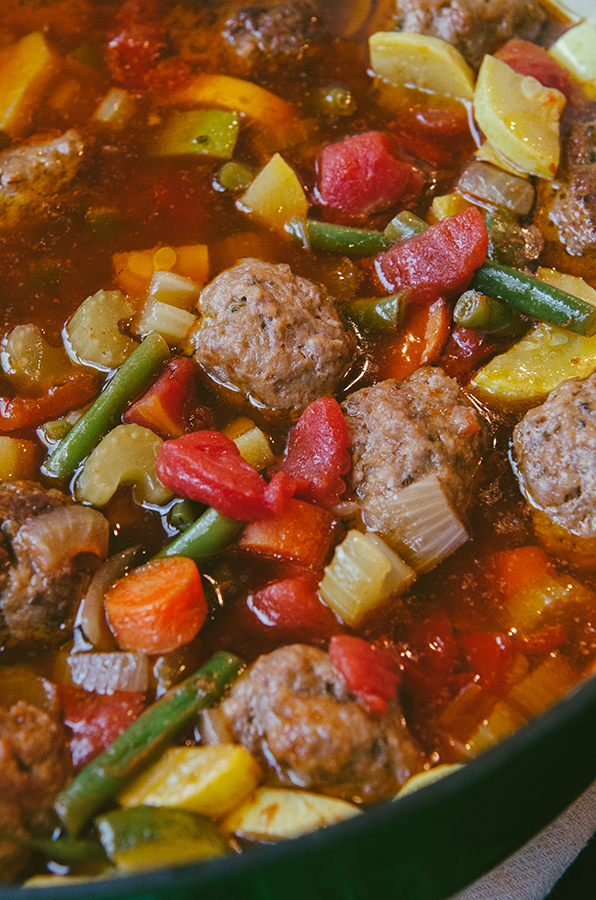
[65,289,136,370]
[151,110,240,159]
[44,333,170,482]
[1,324,72,392]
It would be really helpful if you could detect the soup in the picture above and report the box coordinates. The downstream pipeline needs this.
[0,0,595,885]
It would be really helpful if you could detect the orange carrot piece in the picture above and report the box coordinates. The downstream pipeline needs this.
[104,556,207,654]
[239,498,340,569]
[379,296,450,382]
[492,546,555,601]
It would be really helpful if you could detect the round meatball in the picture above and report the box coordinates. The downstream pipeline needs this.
[223,1,317,59]
[0,481,109,649]
[342,368,486,540]
[221,643,423,803]
[191,259,356,412]
[512,372,596,539]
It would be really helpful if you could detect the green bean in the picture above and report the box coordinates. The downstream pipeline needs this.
[344,293,408,331]
[44,332,170,481]
[311,84,356,118]
[216,160,254,192]
[286,216,391,256]
[55,650,244,837]
[453,290,529,336]
[154,506,242,562]
[167,498,204,533]
[472,262,596,337]
[0,827,107,865]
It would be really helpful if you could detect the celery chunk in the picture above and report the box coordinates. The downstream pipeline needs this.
[151,110,239,158]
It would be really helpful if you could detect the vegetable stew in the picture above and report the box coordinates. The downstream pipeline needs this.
[0,0,595,886]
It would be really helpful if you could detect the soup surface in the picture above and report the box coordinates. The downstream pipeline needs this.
[0,0,595,885]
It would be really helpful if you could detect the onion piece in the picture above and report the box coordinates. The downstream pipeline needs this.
[196,707,234,746]
[14,505,109,574]
[368,475,469,574]
[456,160,535,216]
[74,546,141,651]
[67,650,149,694]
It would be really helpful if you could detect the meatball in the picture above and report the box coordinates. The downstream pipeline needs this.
[0,701,71,882]
[390,0,546,68]
[512,372,596,540]
[223,1,317,58]
[0,481,109,648]
[222,644,423,802]
[191,259,356,411]
[0,130,84,228]
[342,369,486,543]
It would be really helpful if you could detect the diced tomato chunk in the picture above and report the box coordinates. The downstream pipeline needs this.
[317,131,423,216]
[439,325,502,384]
[374,206,488,304]
[276,398,351,508]
[156,430,297,521]
[246,575,338,642]
[495,39,573,102]
[124,358,207,439]
[460,632,515,697]
[59,686,146,770]
[329,635,401,714]
[400,611,458,703]
[106,0,166,89]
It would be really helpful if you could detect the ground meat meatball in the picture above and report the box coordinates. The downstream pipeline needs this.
[223,1,317,58]
[222,644,423,802]
[0,481,109,648]
[390,0,546,68]
[342,368,485,540]
[0,701,71,882]
[191,259,356,412]
[512,372,596,539]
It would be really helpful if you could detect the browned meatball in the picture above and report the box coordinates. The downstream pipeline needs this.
[0,481,109,648]
[223,1,317,58]
[0,701,71,882]
[222,643,423,803]
[512,372,596,539]
[342,368,486,542]
[191,259,356,412]
[389,0,546,68]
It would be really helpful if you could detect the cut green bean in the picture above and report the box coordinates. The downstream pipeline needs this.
[0,827,107,865]
[154,506,242,562]
[345,293,408,331]
[453,289,529,336]
[55,650,244,837]
[167,498,204,533]
[216,160,254,192]
[383,210,428,242]
[44,332,170,481]
[311,84,356,118]
[286,216,391,256]
[472,262,596,337]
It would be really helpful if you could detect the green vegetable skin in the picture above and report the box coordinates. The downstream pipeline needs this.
[472,262,596,337]
[44,332,170,481]
[154,506,243,562]
[151,109,240,158]
[55,651,245,838]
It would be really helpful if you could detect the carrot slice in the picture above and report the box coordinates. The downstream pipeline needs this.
[378,296,450,382]
[104,556,207,654]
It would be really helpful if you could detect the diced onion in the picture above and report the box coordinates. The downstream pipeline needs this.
[371,475,469,574]
[67,650,149,694]
[14,505,109,574]
[75,546,140,651]
[457,161,535,217]
[319,530,415,627]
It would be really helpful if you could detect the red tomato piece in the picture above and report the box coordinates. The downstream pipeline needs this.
[439,325,502,384]
[400,611,458,703]
[276,398,351,508]
[374,206,489,303]
[460,632,515,697]
[106,0,166,89]
[246,576,338,642]
[59,686,146,770]
[329,634,401,714]
[155,430,297,520]
[317,131,423,216]
[124,358,208,439]
[495,39,573,102]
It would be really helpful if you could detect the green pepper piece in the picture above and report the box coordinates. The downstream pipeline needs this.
[472,262,596,337]
[96,806,228,871]
[151,110,240,159]
[44,332,170,481]
[55,651,245,837]
[345,293,408,331]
